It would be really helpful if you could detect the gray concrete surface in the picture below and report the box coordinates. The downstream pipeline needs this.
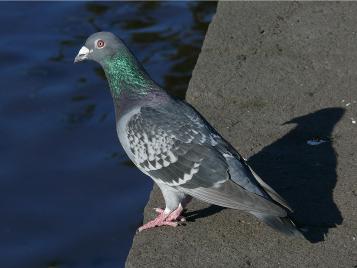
[126,2,357,267]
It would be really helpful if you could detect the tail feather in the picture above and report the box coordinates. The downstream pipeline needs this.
[248,167,292,212]
[252,212,304,238]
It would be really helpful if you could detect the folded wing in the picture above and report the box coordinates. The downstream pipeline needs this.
[125,100,289,216]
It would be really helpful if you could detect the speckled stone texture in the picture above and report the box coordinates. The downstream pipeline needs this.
[126,2,357,267]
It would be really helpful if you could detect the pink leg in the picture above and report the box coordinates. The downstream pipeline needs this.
[138,204,185,232]
[154,208,186,222]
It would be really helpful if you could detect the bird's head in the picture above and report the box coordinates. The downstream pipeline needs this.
[74,32,123,64]
[74,31,155,97]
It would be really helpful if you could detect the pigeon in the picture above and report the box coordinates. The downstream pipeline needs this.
[74,32,302,237]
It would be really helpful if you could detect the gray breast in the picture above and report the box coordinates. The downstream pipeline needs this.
[116,107,149,174]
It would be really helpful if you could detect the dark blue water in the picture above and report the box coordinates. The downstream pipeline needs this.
[0,2,216,268]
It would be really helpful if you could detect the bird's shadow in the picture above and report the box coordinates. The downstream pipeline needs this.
[184,205,226,222]
[185,107,345,243]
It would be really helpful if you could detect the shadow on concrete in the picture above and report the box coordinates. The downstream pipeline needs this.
[248,107,345,243]
[185,205,226,222]
[182,108,344,242]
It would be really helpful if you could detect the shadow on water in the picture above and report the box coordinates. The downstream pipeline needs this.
[184,108,344,243]
[248,108,344,242]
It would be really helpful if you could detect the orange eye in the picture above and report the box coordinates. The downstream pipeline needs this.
[96,39,105,48]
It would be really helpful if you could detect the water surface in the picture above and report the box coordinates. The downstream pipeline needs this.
[0,2,216,268]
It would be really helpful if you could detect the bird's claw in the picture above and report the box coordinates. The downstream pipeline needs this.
[138,205,185,232]
[154,207,185,221]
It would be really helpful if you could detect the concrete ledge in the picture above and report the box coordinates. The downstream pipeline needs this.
[126,2,357,267]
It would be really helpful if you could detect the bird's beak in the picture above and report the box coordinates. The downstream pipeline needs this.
[74,46,90,63]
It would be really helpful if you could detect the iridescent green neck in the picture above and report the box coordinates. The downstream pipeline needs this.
[102,49,155,98]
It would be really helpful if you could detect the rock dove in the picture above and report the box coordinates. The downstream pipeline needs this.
[74,32,302,237]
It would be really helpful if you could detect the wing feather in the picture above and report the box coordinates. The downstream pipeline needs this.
[178,180,286,217]
[125,100,290,215]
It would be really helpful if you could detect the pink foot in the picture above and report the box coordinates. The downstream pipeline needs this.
[138,205,185,232]
[154,208,186,222]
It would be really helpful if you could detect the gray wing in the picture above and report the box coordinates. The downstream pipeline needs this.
[126,100,288,216]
